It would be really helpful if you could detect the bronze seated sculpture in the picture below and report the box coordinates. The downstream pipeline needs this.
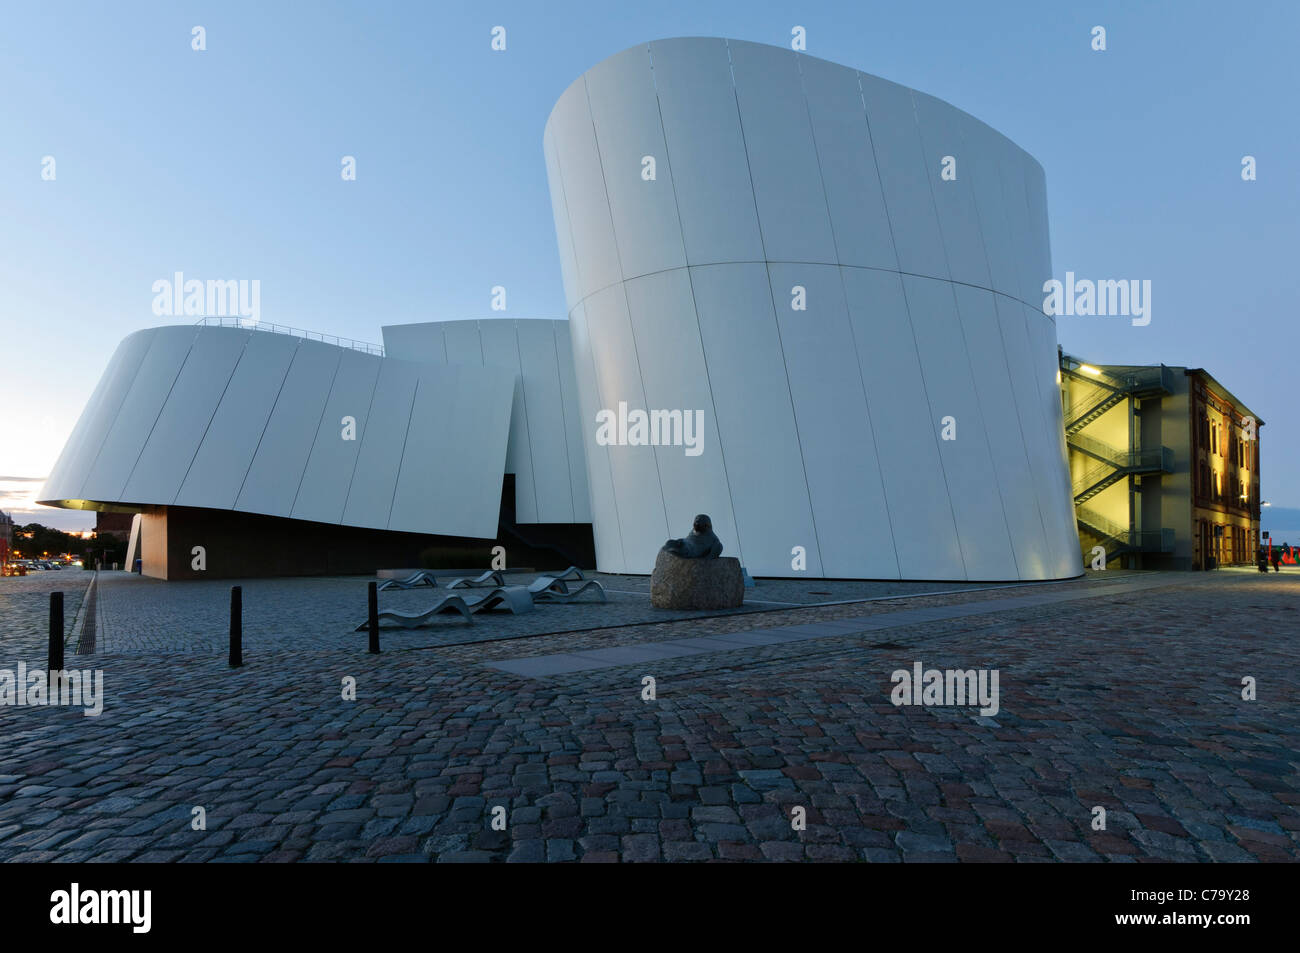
[661,514,723,559]
[652,513,742,609]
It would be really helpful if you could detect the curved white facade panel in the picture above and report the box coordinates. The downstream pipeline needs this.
[39,325,515,539]
[544,37,1081,579]
[382,319,592,526]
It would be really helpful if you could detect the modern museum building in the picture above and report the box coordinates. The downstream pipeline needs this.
[38,37,1082,582]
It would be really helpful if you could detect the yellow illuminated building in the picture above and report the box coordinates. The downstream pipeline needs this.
[1059,353,1262,570]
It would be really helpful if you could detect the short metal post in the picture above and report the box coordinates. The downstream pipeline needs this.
[48,592,64,673]
[368,581,380,654]
[229,586,242,668]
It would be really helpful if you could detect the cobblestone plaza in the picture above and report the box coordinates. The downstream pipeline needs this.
[1,567,1296,862]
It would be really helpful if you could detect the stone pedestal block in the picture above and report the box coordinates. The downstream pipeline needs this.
[650,552,744,609]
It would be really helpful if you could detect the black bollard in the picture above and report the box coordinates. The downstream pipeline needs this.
[229,586,242,668]
[368,581,380,654]
[48,591,64,673]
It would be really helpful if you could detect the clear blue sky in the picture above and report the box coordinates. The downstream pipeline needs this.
[2,0,1297,533]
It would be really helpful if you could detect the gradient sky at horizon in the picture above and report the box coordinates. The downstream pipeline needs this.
[2,1,1296,534]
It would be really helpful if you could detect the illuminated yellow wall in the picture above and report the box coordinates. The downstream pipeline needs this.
[1089,480,1129,526]
[1085,401,1130,450]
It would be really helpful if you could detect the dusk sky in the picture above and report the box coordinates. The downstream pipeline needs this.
[3,1,1297,536]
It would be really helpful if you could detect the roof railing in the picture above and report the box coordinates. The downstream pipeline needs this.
[194,317,384,356]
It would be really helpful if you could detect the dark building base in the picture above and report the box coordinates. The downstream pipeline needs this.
[136,505,595,580]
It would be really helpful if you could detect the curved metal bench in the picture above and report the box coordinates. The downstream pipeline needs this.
[444,570,506,589]
[353,593,472,629]
[355,586,538,630]
[376,570,439,591]
[533,579,607,604]
[525,575,568,596]
[463,586,535,615]
[356,575,601,632]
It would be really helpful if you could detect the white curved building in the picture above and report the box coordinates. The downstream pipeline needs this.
[38,323,539,577]
[40,323,515,537]
[543,37,1080,579]
[40,37,1080,582]
[382,319,591,526]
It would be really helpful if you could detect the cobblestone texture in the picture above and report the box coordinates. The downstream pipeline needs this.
[78,570,1019,654]
[0,571,91,662]
[0,567,1296,862]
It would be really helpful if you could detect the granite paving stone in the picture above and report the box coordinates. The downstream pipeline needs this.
[0,568,1295,862]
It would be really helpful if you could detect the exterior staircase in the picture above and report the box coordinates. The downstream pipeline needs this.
[1062,358,1178,558]
[1062,363,1175,435]
[1077,507,1175,558]
[1069,432,1174,504]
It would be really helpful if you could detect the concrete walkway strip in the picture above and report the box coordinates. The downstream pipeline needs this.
[485,575,1205,678]
[488,654,614,677]
[570,643,697,665]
